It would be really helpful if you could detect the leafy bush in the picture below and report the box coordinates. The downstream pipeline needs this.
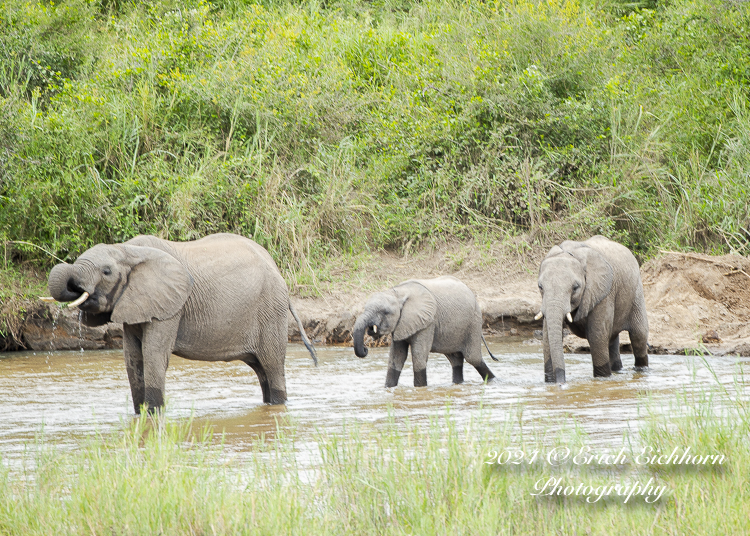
[0,0,748,278]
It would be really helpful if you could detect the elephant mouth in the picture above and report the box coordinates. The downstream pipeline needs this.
[367,325,383,339]
[71,290,99,312]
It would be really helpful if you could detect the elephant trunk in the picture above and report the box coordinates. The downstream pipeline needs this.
[544,300,567,383]
[48,263,86,302]
[352,311,376,358]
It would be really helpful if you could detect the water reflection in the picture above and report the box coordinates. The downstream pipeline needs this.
[0,339,747,461]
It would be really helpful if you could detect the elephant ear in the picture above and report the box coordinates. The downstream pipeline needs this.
[543,245,566,260]
[111,245,194,324]
[392,282,437,341]
[567,244,614,322]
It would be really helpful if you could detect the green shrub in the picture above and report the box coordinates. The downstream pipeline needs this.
[1,0,748,276]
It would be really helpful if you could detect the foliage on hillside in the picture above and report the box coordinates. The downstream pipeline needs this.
[1,0,749,276]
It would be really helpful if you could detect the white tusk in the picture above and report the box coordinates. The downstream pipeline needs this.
[39,297,57,302]
[534,311,543,321]
[67,292,90,308]
[373,325,378,334]
[566,312,573,323]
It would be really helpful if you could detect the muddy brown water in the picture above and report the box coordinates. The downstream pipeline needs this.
[1,339,747,463]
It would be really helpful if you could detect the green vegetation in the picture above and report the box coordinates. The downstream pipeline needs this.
[1,0,749,272]
[0,380,748,534]
[1,0,749,339]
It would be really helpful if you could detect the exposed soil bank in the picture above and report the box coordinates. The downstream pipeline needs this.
[7,249,750,357]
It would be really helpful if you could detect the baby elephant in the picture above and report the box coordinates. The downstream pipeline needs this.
[536,235,649,383]
[352,276,497,387]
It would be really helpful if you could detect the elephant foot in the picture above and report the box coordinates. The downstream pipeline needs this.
[544,368,566,383]
[610,358,623,372]
[413,369,427,387]
[385,367,401,387]
[634,356,649,368]
[475,363,495,383]
[593,363,612,377]
[452,366,464,384]
[144,387,165,412]
[267,388,287,405]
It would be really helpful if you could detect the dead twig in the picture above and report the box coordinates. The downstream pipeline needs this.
[659,249,750,280]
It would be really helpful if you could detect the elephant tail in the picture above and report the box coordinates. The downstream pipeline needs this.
[482,334,499,362]
[289,301,318,366]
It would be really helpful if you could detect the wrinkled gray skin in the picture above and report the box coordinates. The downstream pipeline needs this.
[352,276,495,387]
[537,235,649,383]
[47,233,316,413]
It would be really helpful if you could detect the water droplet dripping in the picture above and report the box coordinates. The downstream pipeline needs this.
[78,309,84,352]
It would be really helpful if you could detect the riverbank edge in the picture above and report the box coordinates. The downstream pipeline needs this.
[8,298,750,358]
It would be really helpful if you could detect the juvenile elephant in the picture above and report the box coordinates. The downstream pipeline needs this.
[536,235,649,383]
[46,233,316,412]
[352,276,497,387]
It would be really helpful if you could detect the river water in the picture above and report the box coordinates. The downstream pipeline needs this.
[1,339,747,462]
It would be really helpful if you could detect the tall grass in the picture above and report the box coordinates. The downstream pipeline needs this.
[1,379,748,535]
[1,0,748,276]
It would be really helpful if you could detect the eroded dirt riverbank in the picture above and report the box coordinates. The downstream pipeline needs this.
[7,248,750,356]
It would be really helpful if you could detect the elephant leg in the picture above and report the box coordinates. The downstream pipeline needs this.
[254,320,288,404]
[410,331,434,387]
[463,334,495,383]
[631,330,649,368]
[386,340,409,387]
[588,304,614,378]
[629,303,649,368]
[258,359,286,405]
[140,317,180,412]
[446,353,464,384]
[589,331,612,378]
[609,336,623,372]
[123,325,146,414]
[245,358,271,403]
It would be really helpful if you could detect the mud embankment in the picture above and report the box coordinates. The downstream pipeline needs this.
[18,294,545,352]
[8,251,750,357]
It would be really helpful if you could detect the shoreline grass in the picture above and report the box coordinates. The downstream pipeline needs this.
[1,381,748,535]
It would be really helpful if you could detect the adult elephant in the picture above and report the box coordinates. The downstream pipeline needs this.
[352,276,497,387]
[536,235,649,383]
[46,233,316,412]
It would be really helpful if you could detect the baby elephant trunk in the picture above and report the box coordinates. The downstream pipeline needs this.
[544,307,567,383]
[352,312,377,358]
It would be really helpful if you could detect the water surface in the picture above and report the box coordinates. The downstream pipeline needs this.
[1,339,746,461]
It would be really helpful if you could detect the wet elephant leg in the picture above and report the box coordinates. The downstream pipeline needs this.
[446,353,464,384]
[260,358,287,405]
[410,331,434,387]
[123,325,145,414]
[141,317,180,413]
[630,330,649,368]
[245,358,271,403]
[588,304,614,378]
[609,336,623,372]
[463,336,495,383]
[386,340,409,387]
[589,331,612,378]
[255,320,288,404]
[629,310,649,369]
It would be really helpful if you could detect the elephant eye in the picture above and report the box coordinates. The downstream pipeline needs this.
[538,283,543,290]
[102,267,112,276]
[572,282,580,291]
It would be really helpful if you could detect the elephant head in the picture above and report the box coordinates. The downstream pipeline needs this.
[352,282,437,357]
[537,241,614,383]
[47,244,194,326]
